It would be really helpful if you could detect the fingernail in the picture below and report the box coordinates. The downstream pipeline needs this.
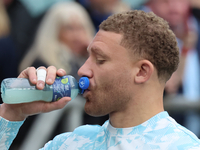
[38,82,44,88]
[59,70,65,75]
[47,78,53,84]
[32,78,36,83]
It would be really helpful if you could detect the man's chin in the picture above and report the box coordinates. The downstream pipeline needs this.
[84,105,107,117]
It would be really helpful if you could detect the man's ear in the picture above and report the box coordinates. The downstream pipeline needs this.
[134,60,154,84]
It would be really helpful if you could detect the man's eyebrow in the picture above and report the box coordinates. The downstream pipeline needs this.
[89,46,107,57]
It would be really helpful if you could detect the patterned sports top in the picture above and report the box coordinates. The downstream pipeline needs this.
[0,111,200,150]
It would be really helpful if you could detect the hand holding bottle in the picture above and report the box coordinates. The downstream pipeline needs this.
[0,66,72,121]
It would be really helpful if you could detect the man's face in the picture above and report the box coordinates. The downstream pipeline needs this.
[148,0,189,27]
[78,30,135,117]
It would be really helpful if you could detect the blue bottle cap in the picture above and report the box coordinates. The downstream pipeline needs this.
[79,77,90,94]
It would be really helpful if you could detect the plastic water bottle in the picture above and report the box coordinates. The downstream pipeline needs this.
[1,75,89,104]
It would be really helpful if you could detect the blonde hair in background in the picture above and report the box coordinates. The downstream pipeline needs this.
[19,1,95,73]
[0,0,10,37]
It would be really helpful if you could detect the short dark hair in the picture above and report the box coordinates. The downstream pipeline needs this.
[99,10,179,81]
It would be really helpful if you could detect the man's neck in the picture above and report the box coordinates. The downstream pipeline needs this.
[109,92,164,128]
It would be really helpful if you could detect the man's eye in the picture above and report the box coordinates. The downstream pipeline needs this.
[96,59,105,64]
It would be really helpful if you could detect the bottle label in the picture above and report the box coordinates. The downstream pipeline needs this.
[52,76,71,101]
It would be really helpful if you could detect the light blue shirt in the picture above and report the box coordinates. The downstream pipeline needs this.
[0,111,200,150]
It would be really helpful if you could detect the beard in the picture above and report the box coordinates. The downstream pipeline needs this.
[84,75,132,117]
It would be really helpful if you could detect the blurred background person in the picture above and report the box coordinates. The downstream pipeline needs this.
[142,0,200,137]
[18,1,94,79]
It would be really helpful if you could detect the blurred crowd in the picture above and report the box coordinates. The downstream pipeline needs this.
[1,0,200,149]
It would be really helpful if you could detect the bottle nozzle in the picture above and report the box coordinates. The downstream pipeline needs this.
[79,77,89,94]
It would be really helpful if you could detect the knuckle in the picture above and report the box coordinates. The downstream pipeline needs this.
[29,66,36,70]
[47,65,57,71]
[58,68,66,74]
[58,68,65,71]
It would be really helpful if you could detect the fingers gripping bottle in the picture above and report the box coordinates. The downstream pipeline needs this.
[1,75,89,104]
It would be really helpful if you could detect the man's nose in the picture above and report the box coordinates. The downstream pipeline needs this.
[78,58,93,78]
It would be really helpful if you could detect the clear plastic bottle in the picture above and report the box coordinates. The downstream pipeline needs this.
[1,75,89,104]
